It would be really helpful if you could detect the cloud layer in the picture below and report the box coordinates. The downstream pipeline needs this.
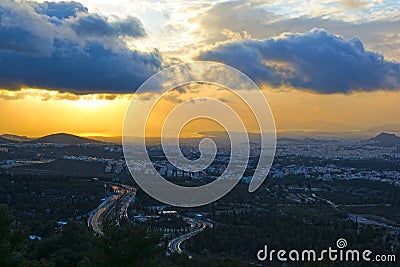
[199,28,400,94]
[69,14,146,38]
[192,1,400,61]
[0,0,161,93]
[1,0,399,95]
[33,1,88,19]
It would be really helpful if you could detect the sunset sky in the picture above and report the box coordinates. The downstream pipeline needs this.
[0,0,399,137]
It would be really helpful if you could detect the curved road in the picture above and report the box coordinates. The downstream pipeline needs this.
[88,183,212,253]
[88,183,136,236]
[168,216,213,254]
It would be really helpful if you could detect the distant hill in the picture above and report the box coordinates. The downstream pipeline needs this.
[30,133,103,145]
[368,132,400,147]
[278,137,337,144]
[0,136,14,144]
[1,134,32,142]
[88,136,121,144]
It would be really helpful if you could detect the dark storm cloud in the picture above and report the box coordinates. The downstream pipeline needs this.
[193,1,400,60]
[70,14,146,38]
[0,1,55,55]
[0,39,161,93]
[114,16,147,37]
[33,1,88,19]
[0,0,160,94]
[69,14,115,37]
[199,29,400,94]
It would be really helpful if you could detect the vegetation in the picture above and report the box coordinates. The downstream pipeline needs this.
[1,167,400,266]
[187,205,400,266]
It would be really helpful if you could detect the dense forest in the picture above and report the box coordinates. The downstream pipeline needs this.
[0,205,250,267]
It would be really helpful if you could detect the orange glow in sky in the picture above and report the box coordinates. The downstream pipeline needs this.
[1,87,399,137]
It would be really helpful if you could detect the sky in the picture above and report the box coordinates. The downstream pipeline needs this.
[0,0,399,137]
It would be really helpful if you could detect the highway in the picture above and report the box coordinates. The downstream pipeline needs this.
[88,182,212,252]
[168,216,213,254]
[88,183,136,236]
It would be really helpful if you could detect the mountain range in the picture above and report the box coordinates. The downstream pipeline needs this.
[0,132,399,147]
[0,133,103,145]
[0,134,32,142]
[0,136,14,144]
[367,132,400,147]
